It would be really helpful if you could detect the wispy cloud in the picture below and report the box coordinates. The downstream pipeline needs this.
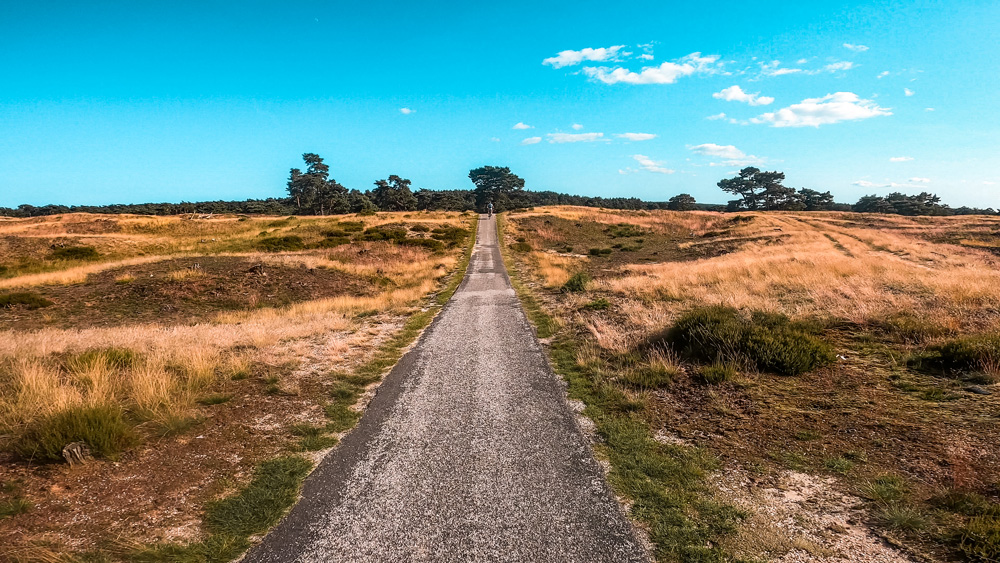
[758,60,803,78]
[572,123,584,130]
[853,179,928,189]
[688,143,765,166]
[615,132,657,141]
[632,154,674,174]
[512,122,532,130]
[399,107,414,114]
[521,136,542,145]
[707,113,728,120]
[904,88,915,96]
[877,71,890,79]
[547,132,604,143]
[821,61,854,73]
[890,156,913,162]
[713,85,774,106]
[843,43,869,52]
[750,92,891,127]
[582,52,721,85]
[542,45,626,69]
[910,177,930,183]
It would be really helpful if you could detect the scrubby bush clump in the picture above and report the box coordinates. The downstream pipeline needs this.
[0,292,53,310]
[932,334,1000,373]
[561,272,590,293]
[357,226,407,242]
[256,235,305,252]
[658,306,835,376]
[49,245,100,260]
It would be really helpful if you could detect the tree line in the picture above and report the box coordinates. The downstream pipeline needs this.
[1,155,994,218]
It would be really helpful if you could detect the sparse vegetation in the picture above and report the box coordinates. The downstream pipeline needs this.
[561,272,590,293]
[50,245,100,261]
[0,292,53,309]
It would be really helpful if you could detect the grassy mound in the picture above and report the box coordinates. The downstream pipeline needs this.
[15,405,140,462]
[658,306,835,376]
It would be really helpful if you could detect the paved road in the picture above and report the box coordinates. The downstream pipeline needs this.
[245,215,648,563]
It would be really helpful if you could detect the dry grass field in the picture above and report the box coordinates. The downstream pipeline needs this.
[0,211,474,561]
[503,206,1000,562]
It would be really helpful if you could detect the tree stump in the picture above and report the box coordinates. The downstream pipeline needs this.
[62,442,93,466]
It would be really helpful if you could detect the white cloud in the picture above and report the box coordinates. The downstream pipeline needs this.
[512,122,532,130]
[925,107,935,111]
[399,107,414,114]
[890,156,913,162]
[904,88,915,96]
[750,92,891,127]
[909,177,931,183]
[582,52,721,85]
[547,132,604,143]
[877,71,890,79]
[543,45,626,69]
[521,136,542,145]
[688,143,765,166]
[490,137,501,142]
[706,113,728,120]
[852,180,878,188]
[821,61,854,73]
[572,123,584,130]
[843,43,869,52]
[639,53,654,60]
[853,179,929,189]
[712,85,774,106]
[758,60,803,77]
[616,132,657,141]
[797,58,809,65]
[632,154,674,174]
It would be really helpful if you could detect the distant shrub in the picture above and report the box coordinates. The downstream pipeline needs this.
[15,405,139,462]
[510,242,532,252]
[658,306,835,376]
[256,235,305,252]
[605,223,647,238]
[561,272,590,293]
[589,248,613,257]
[338,221,365,232]
[321,228,349,237]
[582,298,611,311]
[0,292,53,310]
[50,246,100,261]
[430,226,470,245]
[411,224,431,232]
[358,226,407,242]
[932,334,1000,373]
[399,238,445,252]
[313,236,350,248]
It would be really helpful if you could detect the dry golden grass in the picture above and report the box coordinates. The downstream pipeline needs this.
[527,251,585,288]
[0,212,471,436]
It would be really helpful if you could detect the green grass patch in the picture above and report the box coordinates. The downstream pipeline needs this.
[430,226,471,246]
[700,362,737,384]
[561,271,590,293]
[0,497,31,519]
[823,456,854,474]
[581,297,611,311]
[15,405,140,462]
[357,226,407,242]
[604,223,648,238]
[197,394,232,406]
[931,333,1000,373]
[256,235,305,252]
[876,504,929,532]
[151,414,203,438]
[620,363,677,390]
[959,515,1000,561]
[289,424,338,451]
[0,291,53,309]
[862,474,909,504]
[510,241,532,252]
[67,347,141,371]
[657,306,835,376]
[50,245,100,260]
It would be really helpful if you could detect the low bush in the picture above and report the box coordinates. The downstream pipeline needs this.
[15,405,140,462]
[399,238,445,252]
[411,224,431,232]
[581,298,611,311]
[510,241,532,252]
[358,226,407,242]
[313,236,350,248]
[561,272,590,293]
[0,292,53,310]
[604,223,647,238]
[932,334,1000,373]
[588,247,613,257]
[50,245,100,261]
[338,221,365,232]
[256,235,305,252]
[658,306,835,376]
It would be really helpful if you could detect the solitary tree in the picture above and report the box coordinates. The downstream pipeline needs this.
[718,167,788,210]
[468,166,525,211]
[286,153,348,214]
[371,175,418,211]
[667,193,697,211]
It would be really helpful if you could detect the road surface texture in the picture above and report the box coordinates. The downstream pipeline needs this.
[245,215,648,563]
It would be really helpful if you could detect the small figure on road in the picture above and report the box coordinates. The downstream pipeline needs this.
[486,201,494,218]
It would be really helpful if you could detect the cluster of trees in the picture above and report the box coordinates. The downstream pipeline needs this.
[717,167,996,216]
[2,156,994,218]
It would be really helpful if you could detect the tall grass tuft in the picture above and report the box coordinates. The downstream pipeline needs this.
[15,404,139,462]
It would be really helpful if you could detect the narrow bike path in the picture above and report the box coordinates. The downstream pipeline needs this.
[245,215,647,562]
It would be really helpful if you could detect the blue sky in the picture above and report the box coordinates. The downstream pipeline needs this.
[1,0,998,207]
